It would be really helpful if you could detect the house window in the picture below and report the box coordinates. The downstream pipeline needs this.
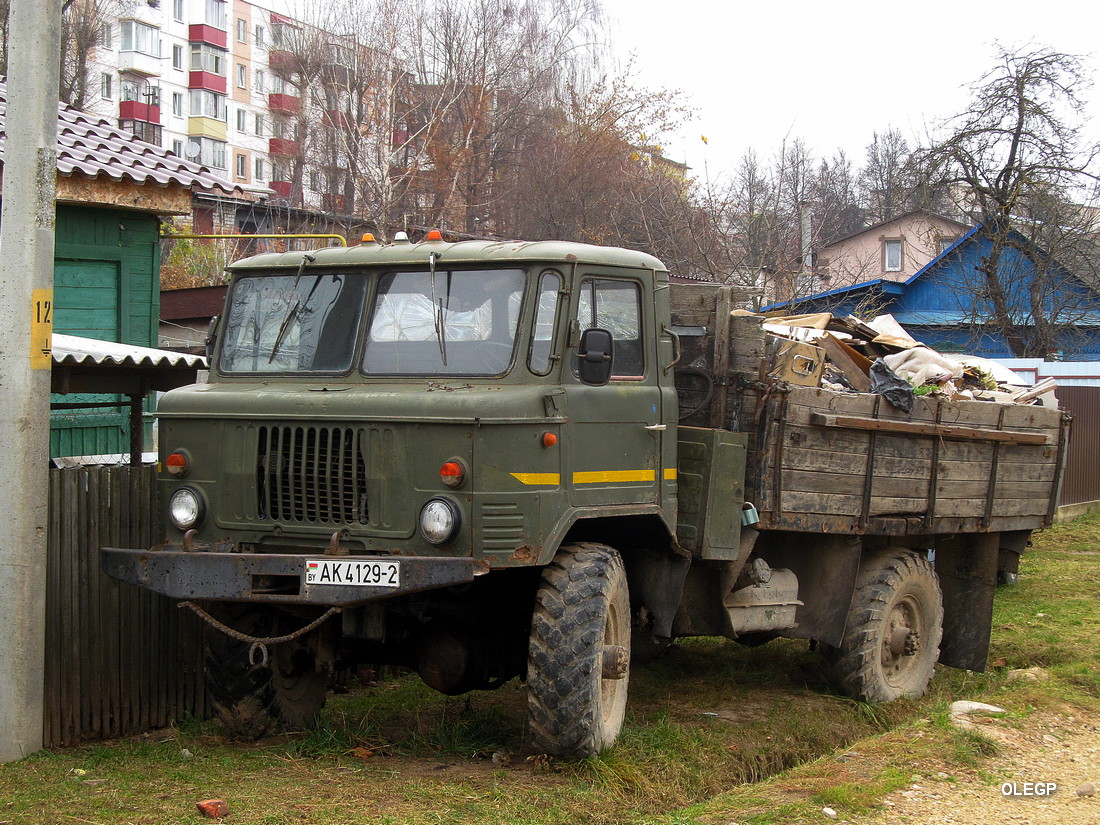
[189,88,226,120]
[191,43,227,75]
[236,63,246,88]
[172,0,184,22]
[235,153,247,178]
[172,43,183,70]
[120,20,160,57]
[236,108,246,131]
[938,237,956,255]
[121,79,140,102]
[100,73,113,99]
[98,23,112,49]
[254,24,265,49]
[309,171,321,191]
[254,70,265,94]
[884,239,902,272]
[236,18,246,42]
[172,138,184,156]
[172,91,183,116]
[254,158,265,180]
[253,113,264,135]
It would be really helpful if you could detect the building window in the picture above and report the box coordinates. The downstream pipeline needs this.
[203,0,226,30]
[236,63,247,88]
[253,69,265,94]
[254,157,265,180]
[253,112,264,135]
[172,0,184,22]
[235,153,247,178]
[884,239,903,272]
[172,91,183,116]
[120,20,160,57]
[189,88,227,120]
[938,237,956,255]
[236,18,246,42]
[254,24,265,49]
[172,138,184,156]
[187,137,227,169]
[98,22,112,49]
[236,108,246,131]
[100,73,113,99]
[121,120,163,146]
[172,44,183,70]
[191,43,227,75]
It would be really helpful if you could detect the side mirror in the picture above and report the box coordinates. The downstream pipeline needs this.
[577,328,613,386]
[205,315,219,362]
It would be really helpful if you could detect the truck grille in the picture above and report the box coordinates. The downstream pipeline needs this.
[256,425,368,524]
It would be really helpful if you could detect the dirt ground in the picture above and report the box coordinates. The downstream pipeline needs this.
[866,711,1100,825]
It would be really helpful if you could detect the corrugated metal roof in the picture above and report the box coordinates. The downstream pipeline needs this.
[52,334,207,370]
[0,81,237,195]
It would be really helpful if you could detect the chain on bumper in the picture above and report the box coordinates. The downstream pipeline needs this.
[179,600,341,667]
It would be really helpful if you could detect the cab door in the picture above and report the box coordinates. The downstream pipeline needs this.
[564,275,663,508]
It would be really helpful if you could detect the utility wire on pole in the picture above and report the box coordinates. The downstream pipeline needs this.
[0,0,63,763]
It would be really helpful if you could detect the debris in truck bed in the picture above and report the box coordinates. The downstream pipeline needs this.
[757,311,1056,407]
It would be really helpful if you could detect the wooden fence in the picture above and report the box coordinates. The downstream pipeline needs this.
[45,466,206,748]
[1056,386,1100,508]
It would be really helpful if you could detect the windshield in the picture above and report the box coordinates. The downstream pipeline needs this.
[219,272,368,373]
[362,269,525,375]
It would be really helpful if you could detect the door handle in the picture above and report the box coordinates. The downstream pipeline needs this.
[644,424,667,431]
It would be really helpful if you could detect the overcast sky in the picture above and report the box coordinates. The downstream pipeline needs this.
[600,0,1100,184]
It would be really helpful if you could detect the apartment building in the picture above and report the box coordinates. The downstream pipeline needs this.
[86,0,362,235]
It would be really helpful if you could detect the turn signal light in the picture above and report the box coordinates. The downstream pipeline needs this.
[165,450,190,477]
[541,432,558,448]
[425,229,443,241]
[440,460,465,488]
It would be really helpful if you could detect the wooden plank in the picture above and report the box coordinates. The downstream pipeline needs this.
[819,333,872,391]
[810,412,1053,445]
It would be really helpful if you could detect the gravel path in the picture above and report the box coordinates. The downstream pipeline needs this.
[870,712,1100,825]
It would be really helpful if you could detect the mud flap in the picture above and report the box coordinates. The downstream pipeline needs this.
[935,533,998,672]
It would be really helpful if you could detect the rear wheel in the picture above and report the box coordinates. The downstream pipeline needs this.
[827,550,943,702]
[203,605,330,739]
[526,543,630,757]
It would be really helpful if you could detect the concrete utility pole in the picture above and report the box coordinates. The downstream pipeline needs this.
[0,0,62,763]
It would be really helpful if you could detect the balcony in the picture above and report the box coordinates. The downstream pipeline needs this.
[268,138,300,157]
[322,110,352,129]
[268,93,300,115]
[189,24,227,48]
[118,50,161,77]
[189,71,227,94]
[268,49,296,75]
[119,101,161,122]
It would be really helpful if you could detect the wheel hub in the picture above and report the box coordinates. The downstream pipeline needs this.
[602,645,628,680]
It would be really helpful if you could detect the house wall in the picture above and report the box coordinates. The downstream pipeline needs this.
[820,213,966,289]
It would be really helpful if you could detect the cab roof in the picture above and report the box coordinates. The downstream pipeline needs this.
[226,238,668,274]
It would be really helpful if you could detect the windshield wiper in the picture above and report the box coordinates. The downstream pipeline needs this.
[269,252,316,364]
[429,251,449,366]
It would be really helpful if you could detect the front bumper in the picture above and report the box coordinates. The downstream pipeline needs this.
[101,547,489,606]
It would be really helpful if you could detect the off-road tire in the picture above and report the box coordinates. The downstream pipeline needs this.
[526,543,630,758]
[827,550,943,703]
[203,604,329,739]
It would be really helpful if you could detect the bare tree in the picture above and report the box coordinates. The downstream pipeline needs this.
[916,44,1100,356]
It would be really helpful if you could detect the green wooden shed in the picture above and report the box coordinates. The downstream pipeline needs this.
[0,82,237,459]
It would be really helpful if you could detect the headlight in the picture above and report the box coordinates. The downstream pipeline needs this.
[169,487,205,530]
[419,498,461,545]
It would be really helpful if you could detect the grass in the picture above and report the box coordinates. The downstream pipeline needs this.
[2,516,1098,825]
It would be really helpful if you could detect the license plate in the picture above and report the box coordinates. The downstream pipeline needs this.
[305,558,400,587]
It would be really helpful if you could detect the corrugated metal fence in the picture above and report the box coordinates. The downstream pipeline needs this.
[45,466,206,747]
[1055,387,1100,507]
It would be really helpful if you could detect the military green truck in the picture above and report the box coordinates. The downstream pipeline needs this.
[102,237,1069,757]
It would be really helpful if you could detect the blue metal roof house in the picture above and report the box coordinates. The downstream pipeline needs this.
[766,224,1100,359]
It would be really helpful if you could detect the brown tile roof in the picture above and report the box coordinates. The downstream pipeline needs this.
[0,81,237,195]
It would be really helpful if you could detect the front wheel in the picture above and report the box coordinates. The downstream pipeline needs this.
[526,543,630,757]
[203,605,331,739]
[826,550,943,703]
